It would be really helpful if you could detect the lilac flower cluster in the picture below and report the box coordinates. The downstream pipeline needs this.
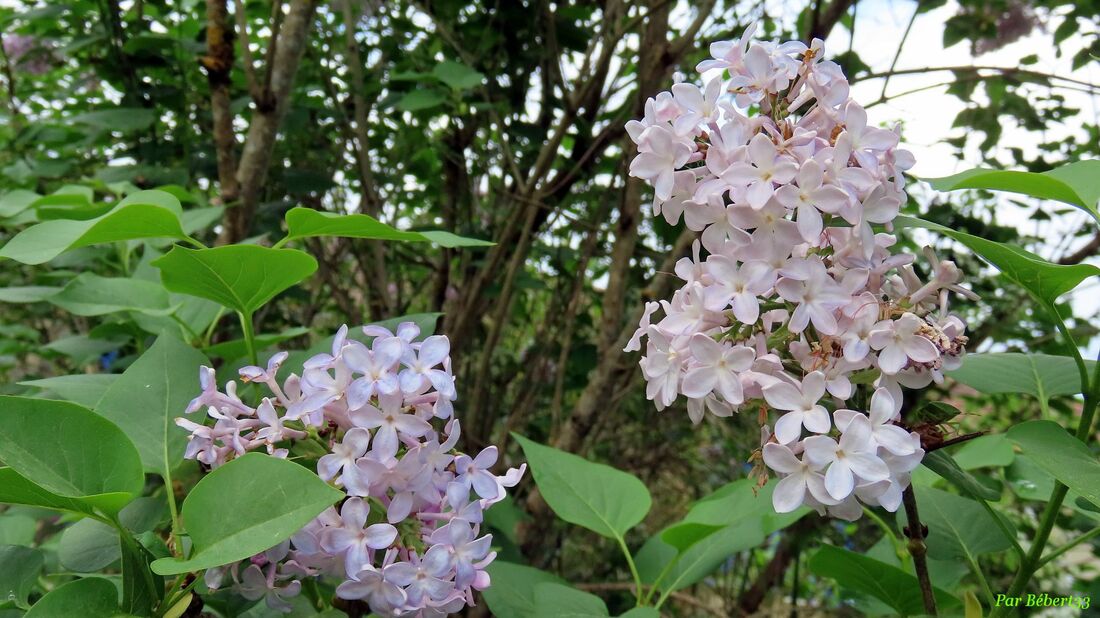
[625,26,974,520]
[2,34,53,75]
[179,322,525,616]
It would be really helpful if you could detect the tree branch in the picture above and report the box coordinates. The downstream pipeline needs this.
[202,0,241,209]
[220,0,318,244]
[902,485,938,616]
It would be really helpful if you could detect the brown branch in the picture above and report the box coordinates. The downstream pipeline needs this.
[337,0,392,319]
[233,0,264,102]
[0,35,20,124]
[903,485,939,616]
[853,65,1100,91]
[1060,233,1100,264]
[928,430,988,452]
[202,0,241,208]
[220,0,318,244]
[806,0,856,42]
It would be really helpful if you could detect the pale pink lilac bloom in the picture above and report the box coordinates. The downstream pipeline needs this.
[625,25,973,521]
[176,323,524,616]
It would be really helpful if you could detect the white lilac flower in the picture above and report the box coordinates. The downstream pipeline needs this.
[802,414,891,501]
[763,371,831,444]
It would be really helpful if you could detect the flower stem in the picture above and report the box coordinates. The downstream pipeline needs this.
[238,310,259,366]
[615,534,645,606]
[902,485,937,616]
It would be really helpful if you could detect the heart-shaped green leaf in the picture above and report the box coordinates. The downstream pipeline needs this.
[636,518,764,592]
[924,160,1100,225]
[0,190,192,265]
[513,434,650,539]
[482,562,566,618]
[533,583,608,618]
[0,545,43,609]
[905,486,1016,561]
[0,396,143,514]
[48,273,174,316]
[151,453,342,575]
[1007,420,1100,507]
[922,450,1002,502]
[895,216,1100,306]
[151,245,318,315]
[24,576,120,618]
[0,468,98,516]
[281,207,492,248]
[952,434,1015,470]
[59,519,121,572]
[95,335,209,477]
[18,374,118,408]
[948,352,1095,400]
[808,545,958,615]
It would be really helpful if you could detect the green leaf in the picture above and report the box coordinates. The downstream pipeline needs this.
[0,468,97,516]
[203,327,310,360]
[0,191,191,265]
[1007,420,1100,507]
[18,374,118,408]
[808,545,958,615]
[895,216,1100,306]
[48,274,174,316]
[910,487,1015,561]
[282,207,493,247]
[910,401,961,425]
[0,286,61,303]
[960,355,1082,399]
[682,479,809,534]
[95,335,208,477]
[922,450,1001,501]
[0,545,43,609]
[618,609,660,618]
[482,562,567,618]
[151,453,342,575]
[433,61,485,90]
[120,532,161,615]
[532,583,608,618]
[634,479,804,592]
[659,522,725,551]
[951,434,1015,470]
[923,160,1100,225]
[1006,455,1056,501]
[71,107,157,133]
[949,352,1093,400]
[59,519,121,572]
[24,577,120,618]
[513,435,651,539]
[0,190,40,218]
[635,519,764,592]
[0,397,144,514]
[0,514,35,546]
[396,89,447,111]
[151,246,318,315]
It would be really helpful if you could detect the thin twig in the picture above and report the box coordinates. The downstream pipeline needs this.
[854,65,1100,91]
[902,485,938,616]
